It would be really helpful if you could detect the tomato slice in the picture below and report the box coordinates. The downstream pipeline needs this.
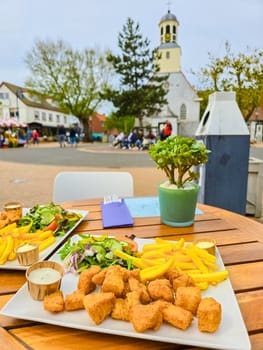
[55,213,63,220]
[116,236,138,252]
[43,220,59,232]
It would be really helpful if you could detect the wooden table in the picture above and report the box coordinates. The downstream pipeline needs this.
[0,199,262,350]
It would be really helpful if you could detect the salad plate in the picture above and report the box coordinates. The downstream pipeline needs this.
[1,237,251,350]
[0,209,88,271]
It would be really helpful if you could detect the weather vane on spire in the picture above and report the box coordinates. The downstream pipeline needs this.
[166,0,172,12]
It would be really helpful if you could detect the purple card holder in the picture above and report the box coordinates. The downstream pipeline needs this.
[101,199,134,228]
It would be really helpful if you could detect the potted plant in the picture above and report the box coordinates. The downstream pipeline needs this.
[149,136,210,227]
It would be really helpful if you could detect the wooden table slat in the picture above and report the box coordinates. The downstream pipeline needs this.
[237,290,263,332]
[228,261,263,291]
[0,327,26,350]
[218,242,263,265]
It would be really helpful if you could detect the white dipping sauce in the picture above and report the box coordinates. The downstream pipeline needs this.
[196,241,214,248]
[17,243,36,253]
[29,267,61,284]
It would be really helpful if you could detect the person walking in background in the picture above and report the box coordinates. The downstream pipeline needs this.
[69,126,77,146]
[25,128,32,146]
[0,131,5,147]
[163,120,172,139]
[58,125,66,148]
[32,129,39,145]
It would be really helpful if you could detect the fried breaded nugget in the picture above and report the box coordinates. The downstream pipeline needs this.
[130,303,162,333]
[175,286,201,315]
[164,267,180,281]
[65,289,85,311]
[83,292,115,325]
[126,290,141,309]
[91,269,107,285]
[111,290,140,321]
[172,273,195,291]
[101,266,125,297]
[78,265,101,294]
[0,212,8,228]
[147,279,174,302]
[127,268,141,280]
[162,304,193,330]
[111,298,130,321]
[128,277,151,304]
[43,290,65,313]
[197,297,222,333]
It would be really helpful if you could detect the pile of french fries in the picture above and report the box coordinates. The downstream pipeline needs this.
[114,237,228,290]
[0,221,56,265]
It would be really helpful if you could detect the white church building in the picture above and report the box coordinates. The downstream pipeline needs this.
[145,9,201,137]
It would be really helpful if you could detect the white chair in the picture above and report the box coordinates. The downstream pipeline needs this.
[52,171,134,203]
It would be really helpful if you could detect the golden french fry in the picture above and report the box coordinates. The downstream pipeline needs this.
[0,223,17,236]
[140,257,175,281]
[38,236,56,252]
[185,245,209,274]
[195,282,209,290]
[192,245,217,263]
[0,235,14,265]
[189,270,229,283]
[0,237,7,256]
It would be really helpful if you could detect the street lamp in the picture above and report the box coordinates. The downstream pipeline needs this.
[255,109,259,141]
[15,90,19,121]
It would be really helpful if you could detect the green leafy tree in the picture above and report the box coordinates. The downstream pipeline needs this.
[192,42,263,121]
[24,39,113,141]
[104,17,168,127]
[104,113,135,135]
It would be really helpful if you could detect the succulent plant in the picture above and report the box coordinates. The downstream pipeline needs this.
[149,136,210,188]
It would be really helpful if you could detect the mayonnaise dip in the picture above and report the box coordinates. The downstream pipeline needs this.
[196,241,214,249]
[28,267,61,284]
[16,243,36,253]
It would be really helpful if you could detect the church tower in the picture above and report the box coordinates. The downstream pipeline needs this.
[146,7,200,137]
[158,9,181,73]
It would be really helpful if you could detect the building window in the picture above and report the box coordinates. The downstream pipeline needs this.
[56,114,60,124]
[172,26,177,42]
[41,112,47,121]
[0,92,9,100]
[166,51,170,59]
[165,25,170,34]
[34,111,40,120]
[63,115,67,124]
[48,113,53,122]
[180,104,187,120]
[161,27,163,35]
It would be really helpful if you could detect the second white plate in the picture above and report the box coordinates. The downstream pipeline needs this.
[0,237,251,349]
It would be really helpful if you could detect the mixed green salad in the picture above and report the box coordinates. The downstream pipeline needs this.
[58,234,137,273]
[18,202,82,236]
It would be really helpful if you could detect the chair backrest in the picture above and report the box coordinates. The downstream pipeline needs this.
[52,171,134,203]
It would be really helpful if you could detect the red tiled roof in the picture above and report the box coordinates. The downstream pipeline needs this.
[249,107,263,121]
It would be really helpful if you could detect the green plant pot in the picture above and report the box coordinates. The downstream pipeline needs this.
[158,182,199,227]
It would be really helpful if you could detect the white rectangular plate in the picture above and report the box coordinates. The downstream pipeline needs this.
[1,237,251,349]
[0,209,88,270]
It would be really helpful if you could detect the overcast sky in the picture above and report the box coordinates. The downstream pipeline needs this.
[0,0,262,90]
